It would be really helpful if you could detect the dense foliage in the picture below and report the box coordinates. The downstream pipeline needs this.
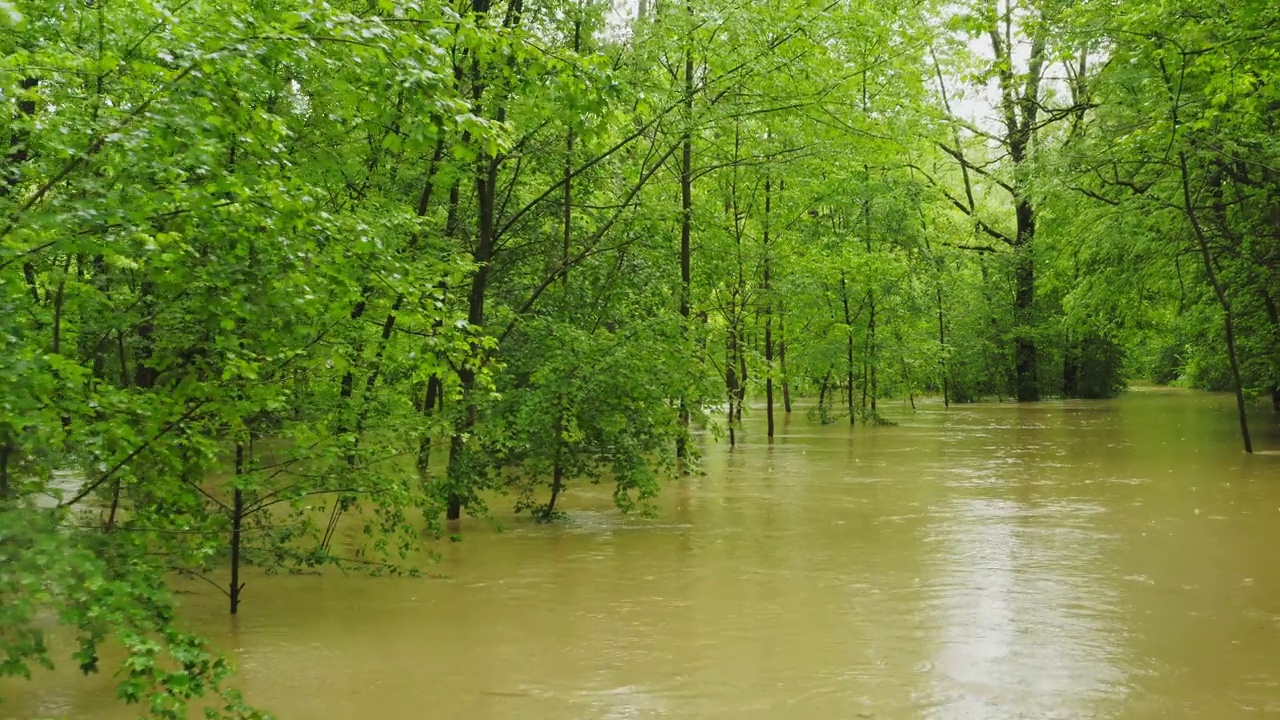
[2,0,1275,715]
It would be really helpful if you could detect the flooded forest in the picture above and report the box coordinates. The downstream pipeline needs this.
[2,0,1279,717]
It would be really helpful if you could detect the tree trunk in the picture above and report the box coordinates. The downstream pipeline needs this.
[546,412,565,517]
[417,376,441,472]
[445,155,499,520]
[866,291,876,412]
[863,197,876,413]
[230,443,245,615]
[818,371,831,420]
[0,441,10,502]
[841,273,854,425]
[937,279,948,407]
[763,179,774,437]
[1179,152,1251,453]
[726,323,738,446]
[676,43,694,466]
[1013,197,1038,401]
[779,311,792,413]
[562,21,578,289]
[418,182,462,473]
[440,0,521,523]
[735,322,747,422]
[445,429,467,521]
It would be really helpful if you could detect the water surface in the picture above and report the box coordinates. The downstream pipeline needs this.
[5,389,1280,719]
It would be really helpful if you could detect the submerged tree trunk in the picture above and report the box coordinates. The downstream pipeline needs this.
[230,442,245,615]
[864,290,876,412]
[441,0,524,524]
[444,154,501,521]
[546,86,576,515]
[675,41,694,467]
[840,273,854,425]
[418,183,462,473]
[937,278,949,407]
[1180,152,1252,453]
[763,177,774,438]
[726,323,739,446]
[818,371,832,421]
[862,196,876,413]
[546,412,565,517]
[904,353,915,410]
[779,311,792,413]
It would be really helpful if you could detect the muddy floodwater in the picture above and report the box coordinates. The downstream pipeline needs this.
[5,388,1280,719]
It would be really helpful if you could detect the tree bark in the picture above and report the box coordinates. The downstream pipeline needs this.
[726,323,738,446]
[1179,151,1252,453]
[230,443,245,615]
[865,292,876,412]
[937,276,949,407]
[546,413,565,517]
[1013,197,1038,401]
[417,376,442,472]
[676,41,694,466]
[779,310,792,413]
[444,155,499,520]
[841,273,855,425]
[763,176,774,437]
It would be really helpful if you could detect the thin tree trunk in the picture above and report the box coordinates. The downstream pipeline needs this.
[441,0,521,523]
[735,322,747,422]
[546,413,564,517]
[562,19,579,289]
[0,441,11,501]
[563,129,574,287]
[1179,151,1251,453]
[860,351,869,411]
[676,40,694,466]
[937,279,948,407]
[547,96,576,514]
[230,442,245,615]
[862,189,876,413]
[417,182,462,473]
[841,273,854,426]
[726,324,738,446]
[546,460,564,517]
[865,291,876,412]
[763,176,774,437]
[779,311,791,413]
[907,366,916,410]
[417,376,441,472]
[104,478,122,531]
[51,254,71,354]
[445,155,499,520]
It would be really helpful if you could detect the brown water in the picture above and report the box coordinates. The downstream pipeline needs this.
[5,388,1280,719]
